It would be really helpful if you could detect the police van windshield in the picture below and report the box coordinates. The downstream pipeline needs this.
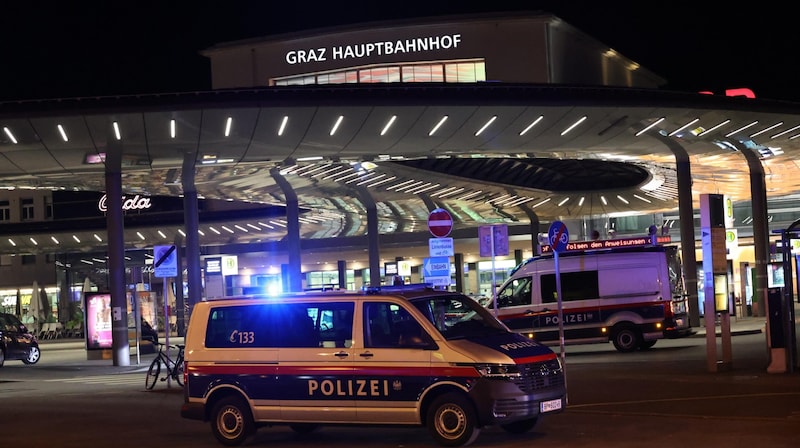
[409,294,508,340]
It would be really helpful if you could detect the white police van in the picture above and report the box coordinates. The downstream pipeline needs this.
[492,244,693,352]
[180,284,566,446]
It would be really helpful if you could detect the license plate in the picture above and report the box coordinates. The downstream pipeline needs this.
[540,399,562,413]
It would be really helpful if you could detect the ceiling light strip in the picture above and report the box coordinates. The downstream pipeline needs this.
[532,197,551,208]
[724,121,759,137]
[356,173,384,186]
[457,190,483,201]
[380,115,397,136]
[698,119,731,136]
[519,115,543,136]
[506,197,534,207]
[750,122,784,138]
[3,126,17,144]
[386,180,417,190]
[560,116,587,136]
[436,187,466,198]
[112,121,121,140]
[334,171,375,184]
[313,165,347,178]
[278,116,289,136]
[634,117,665,137]
[429,116,448,136]
[170,119,176,138]
[668,118,700,137]
[366,176,396,188]
[771,124,800,139]
[330,115,344,136]
[395,181,424,193]
[224,117,233,137]
[475,116,497,136]
[57,124,69,142]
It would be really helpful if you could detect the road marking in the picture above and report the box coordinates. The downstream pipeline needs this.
[44,374,144,386]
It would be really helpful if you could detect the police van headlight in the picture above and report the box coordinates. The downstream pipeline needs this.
[473,363,521,378]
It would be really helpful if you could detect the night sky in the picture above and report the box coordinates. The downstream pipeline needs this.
[2,1,799,102]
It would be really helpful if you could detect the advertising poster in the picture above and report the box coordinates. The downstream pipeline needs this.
[84,292,113,350]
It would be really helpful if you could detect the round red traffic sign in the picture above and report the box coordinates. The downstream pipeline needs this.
[428,208,453,238]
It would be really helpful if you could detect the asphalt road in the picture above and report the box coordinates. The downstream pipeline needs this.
[1,331,798,448]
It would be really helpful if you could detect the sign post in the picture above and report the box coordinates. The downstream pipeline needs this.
[427,209,454,287]
[480,225,509,313]
[153,244,178,387]
[548,221,569,390]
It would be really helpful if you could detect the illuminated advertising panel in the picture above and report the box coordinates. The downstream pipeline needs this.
[84,292,113,350]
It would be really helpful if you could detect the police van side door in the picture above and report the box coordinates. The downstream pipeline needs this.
[354,300,433,423]
[276,301,356,422]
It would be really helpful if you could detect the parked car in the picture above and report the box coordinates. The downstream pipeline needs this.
[0,312,41,367]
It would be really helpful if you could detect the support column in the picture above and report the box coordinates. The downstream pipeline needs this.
[520,206,540,255]
[181,152,201,324]
[104,143,130,366]
[337,260,347,290]
[355,187,380,287]
[732,141,777,371]
[661,136,701,327]
[454,253,464,293]
[271,167,302,292]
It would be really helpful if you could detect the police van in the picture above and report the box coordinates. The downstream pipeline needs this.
[491,243,693,352]
[180,284,566,447]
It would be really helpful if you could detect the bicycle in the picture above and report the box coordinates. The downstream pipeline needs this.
[145,342,185,390]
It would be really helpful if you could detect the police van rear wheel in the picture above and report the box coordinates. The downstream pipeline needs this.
[427,392,480,447]
[612,325,641,353]
[211,396,255,446]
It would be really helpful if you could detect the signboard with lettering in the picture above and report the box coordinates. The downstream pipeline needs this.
[479,224,509,257]
[540,236,672,253]
[429,237,454,257]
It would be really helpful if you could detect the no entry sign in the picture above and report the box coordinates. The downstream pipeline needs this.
[428,208,453,238]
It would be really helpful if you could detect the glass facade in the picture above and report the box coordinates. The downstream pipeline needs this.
[273,60,486,86]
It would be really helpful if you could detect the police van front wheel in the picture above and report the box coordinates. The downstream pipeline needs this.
[427,392,480,447]
[210,396,255,446]
[611,325,641,353]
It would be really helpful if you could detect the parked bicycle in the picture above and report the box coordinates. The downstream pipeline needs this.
[145,342,185,390]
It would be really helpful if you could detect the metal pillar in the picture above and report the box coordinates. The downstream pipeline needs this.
[181,152,201,321]
[358,187,381,287]
[661,136,701,327]
[271,167,302,292]
[104,143,130,367]
[337,260,347,290]
[454,253,464,293]
[731,141,775,370]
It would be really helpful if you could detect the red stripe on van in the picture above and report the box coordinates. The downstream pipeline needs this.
[512,353,558,365]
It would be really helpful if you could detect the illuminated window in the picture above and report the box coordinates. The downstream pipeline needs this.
[272,59,485,86]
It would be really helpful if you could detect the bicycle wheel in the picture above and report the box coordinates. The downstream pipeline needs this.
[145,357,162,390]
[174,359,184,387]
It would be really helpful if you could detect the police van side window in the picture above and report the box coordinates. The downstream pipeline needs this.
[364,302,427,348]
[205,302,355,349]
[307,302,355,348]
[497,277,533,308]
[540,271,600,303]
